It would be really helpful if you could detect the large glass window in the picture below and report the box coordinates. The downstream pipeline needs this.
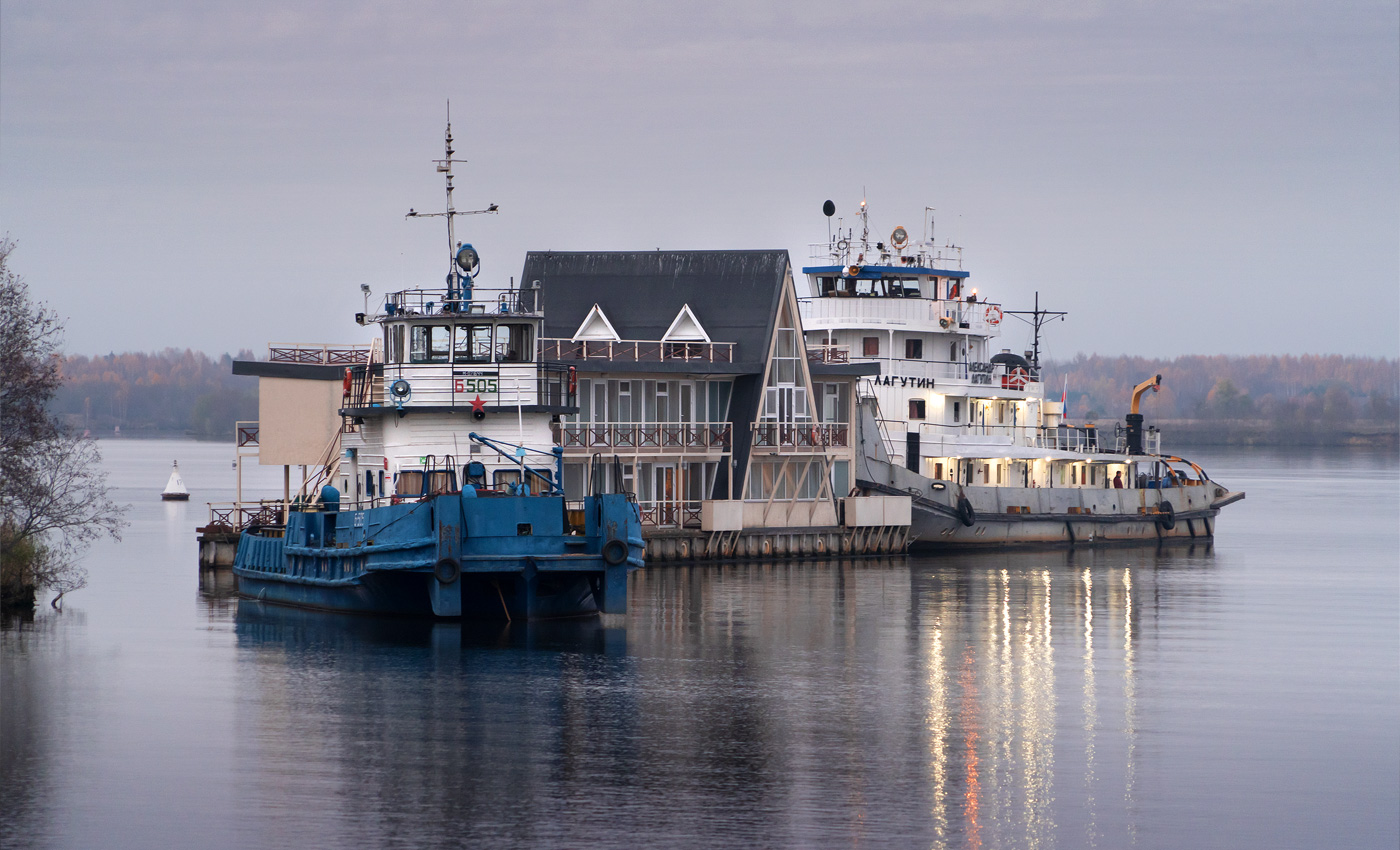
[410,325,451,363]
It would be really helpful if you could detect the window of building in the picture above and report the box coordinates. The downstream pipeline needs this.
[863,336,880,357]
[905,338,923,360]
[952,401,961,423]
[909,398,926,419]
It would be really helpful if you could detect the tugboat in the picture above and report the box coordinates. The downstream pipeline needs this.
[799,200,1244,548]
[161,461,190,501]
[232,121,644,617]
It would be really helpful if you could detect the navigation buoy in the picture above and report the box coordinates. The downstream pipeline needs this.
[161,460,190,501]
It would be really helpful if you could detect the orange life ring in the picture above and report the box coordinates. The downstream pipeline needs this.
[985,305,1002,325]
[342,368,352,395]
[567,365,577,395]
[1005,367,1028,390]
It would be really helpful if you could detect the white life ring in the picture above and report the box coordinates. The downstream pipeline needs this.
[985,305,1002,325]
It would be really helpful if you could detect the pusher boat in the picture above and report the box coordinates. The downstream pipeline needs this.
[233,121,643,617]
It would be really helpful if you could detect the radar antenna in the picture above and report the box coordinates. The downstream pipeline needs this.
[1004,291,1067,370]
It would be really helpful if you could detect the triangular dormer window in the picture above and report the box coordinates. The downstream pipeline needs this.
[661,303,711,343]
[572,303,621,342]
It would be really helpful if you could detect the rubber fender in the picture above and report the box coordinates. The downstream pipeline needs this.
[1157,500,1176,531]
[433,557,460,584]
[957,496,977,527]
[602,539,628,566]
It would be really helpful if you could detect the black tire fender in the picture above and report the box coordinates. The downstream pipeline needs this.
[602,539,628,566]
[1157,500,1176,530]
[433,557,460,584]
[957,496,976,527]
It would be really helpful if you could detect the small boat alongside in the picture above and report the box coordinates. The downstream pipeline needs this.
[799,200,1244,548]
[161,461,190,501]
[231,121,644,618]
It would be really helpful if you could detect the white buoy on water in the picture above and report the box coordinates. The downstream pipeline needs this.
[161,460,190,501]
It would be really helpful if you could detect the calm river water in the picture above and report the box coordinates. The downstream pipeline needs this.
[2,439,1397,849]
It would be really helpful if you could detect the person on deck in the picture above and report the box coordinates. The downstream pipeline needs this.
[1113,471,1124,489]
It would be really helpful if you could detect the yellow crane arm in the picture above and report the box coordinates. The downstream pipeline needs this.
[1130,374,1162,415]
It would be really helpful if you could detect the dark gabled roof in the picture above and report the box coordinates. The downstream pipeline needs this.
[523,250,790,369]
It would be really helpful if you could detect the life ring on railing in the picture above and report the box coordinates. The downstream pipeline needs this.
[985,305,1002,325]
[1005,367,1029,390]
[567,365,577,395]
[602,538,628,566]
[342,368,352,396]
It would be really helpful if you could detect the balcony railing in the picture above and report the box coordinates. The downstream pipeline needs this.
[236,422,259,447]
[750,422,850,450]
[556,422,732,451]
[205,501,286,532]
[637,499,703,529]
[268,343,374,365]
[539,338,736,363]
[806,344,850,363]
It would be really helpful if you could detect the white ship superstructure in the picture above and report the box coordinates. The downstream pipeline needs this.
[799,200,1244,547]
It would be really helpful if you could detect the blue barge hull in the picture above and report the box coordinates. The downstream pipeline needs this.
[233,492,642,620]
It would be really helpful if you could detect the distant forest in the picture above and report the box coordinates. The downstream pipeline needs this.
[1042,354,1399,446]
[53,349,258,438]
[49,349,1399,446]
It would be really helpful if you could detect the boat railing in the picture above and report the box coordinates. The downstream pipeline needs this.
[799,296,1003,334]
[905,421,1160,456]
[267,343,375,365]
[806,241,965,270]
[556,421,733,451]
[379,286,542,318]
[538,338,737,363]
[750,421,850,451]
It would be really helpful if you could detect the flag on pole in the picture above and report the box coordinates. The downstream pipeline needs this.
[1061,375,1067,405]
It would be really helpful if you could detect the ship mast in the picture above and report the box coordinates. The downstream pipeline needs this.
[405,103,499,305]
[1004,291,1067,370]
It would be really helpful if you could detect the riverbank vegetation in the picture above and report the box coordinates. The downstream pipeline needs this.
[1,240,126,614]
[1043,354,1399,446]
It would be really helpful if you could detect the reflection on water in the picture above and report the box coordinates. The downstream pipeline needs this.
[210,549,1214,849]
[3,440,1397,850]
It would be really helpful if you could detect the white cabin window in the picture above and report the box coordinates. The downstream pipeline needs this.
[909,398,926,420]
[906,338,923,360]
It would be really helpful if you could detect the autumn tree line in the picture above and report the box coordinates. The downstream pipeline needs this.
[45,349,1400,446]
[53,349,259,438]
[1042,354,1399,445]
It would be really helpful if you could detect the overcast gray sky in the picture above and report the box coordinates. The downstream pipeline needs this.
[3,0,1397,360]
